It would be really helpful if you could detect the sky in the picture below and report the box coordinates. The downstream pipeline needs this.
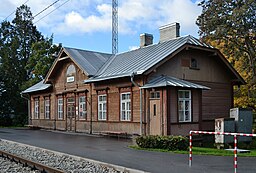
[0,0,202,54]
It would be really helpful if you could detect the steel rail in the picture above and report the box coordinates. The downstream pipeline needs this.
[0,149,65,173]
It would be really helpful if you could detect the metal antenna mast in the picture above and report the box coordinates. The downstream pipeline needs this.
[112,0,118,54]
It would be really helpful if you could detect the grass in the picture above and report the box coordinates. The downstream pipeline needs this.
[129,145,256,157]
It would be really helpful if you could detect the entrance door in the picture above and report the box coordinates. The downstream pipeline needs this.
[150,99,161,135]
[67,104,75,131]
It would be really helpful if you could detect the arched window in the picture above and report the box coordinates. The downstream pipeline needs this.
[66,64,76,83]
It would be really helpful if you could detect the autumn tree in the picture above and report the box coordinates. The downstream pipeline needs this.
[196,0,256,111]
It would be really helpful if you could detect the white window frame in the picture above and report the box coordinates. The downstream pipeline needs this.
[98,95,107,120]
[34,99,39,119]
[79,96,86,120]
[45,98,50,119]
[120,92,131,121]
[57,98,63,120]
[178,90,191,122]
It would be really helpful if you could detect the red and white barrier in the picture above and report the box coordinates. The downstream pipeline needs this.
[189,130,256,173]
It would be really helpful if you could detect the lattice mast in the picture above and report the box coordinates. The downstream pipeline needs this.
[112,0,118,54]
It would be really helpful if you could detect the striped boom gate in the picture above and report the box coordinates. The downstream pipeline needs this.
[189,130,256,173]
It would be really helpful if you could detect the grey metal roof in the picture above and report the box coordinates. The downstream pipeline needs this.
[22,80,51,94]
[141,75,210,90]
[64,47,113,76]
[85,35,213,83]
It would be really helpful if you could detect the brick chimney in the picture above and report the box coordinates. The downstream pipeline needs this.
[140,33,153,47]
[159,22,180,42]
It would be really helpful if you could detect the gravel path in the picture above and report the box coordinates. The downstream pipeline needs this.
[0,139,123,173]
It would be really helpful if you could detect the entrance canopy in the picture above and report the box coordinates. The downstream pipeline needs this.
[141,75,210,90]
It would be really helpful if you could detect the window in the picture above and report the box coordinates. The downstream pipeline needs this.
[79,96,86,120]
[120,92,131,121]
[150,91,160,99]
[66,64,76,83]
[190,58,198,69]
[98,95,107,120]
[34,99,39,119]
[45,98,50,119]
[58,98,63,120]
[178,90,191,122]
[153,104,157,116]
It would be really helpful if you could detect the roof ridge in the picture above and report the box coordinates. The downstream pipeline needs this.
[64,46,112,55]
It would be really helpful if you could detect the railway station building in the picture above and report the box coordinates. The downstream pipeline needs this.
[22,23,245,136]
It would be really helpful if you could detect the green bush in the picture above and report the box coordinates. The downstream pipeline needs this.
[136,135,188,151]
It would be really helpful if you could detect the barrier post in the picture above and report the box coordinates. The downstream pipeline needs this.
[189,131,192,167]
[189,131,256,171]
[234,135,237,173]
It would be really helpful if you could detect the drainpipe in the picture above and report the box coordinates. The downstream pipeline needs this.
[89,83,93,134]
[130,72,143,135]
[20,93,31,125]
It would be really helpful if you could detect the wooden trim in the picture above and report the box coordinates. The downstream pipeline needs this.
[161,88,164,135]
[198,90,202,130]
[74,92,77,132]
[231,83,234,108]
[167,88,171,135]
[131,87,133,122]
[76,89,89,93]
[64,94,67,130]
[191,90,193,122]
[94,87,109,91]
[176,88,179,123]
[106,91,109,121]
[118,87,121,121]
[146,89,150,135]
[116,84,133,88]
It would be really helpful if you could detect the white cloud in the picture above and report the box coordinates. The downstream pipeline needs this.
[0,0,202,37]
[54,3,112,35]
[158,0,201,35]
[129,46,139,51]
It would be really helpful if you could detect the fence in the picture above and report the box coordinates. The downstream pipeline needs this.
[189,130,256,173]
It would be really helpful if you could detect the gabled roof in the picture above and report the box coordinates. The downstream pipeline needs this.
[22,80,51,94]
[45,47,113,82]
[85,35,245,85]
[141,75,210,90]
[64,47,113,76]
[85,35,213,83]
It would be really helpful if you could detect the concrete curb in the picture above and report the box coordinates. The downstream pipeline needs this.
[0,139,149,173]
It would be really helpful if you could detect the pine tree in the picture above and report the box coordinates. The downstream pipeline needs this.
[0,5,58,125]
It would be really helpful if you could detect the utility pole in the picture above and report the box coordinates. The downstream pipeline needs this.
[112,0,118,54]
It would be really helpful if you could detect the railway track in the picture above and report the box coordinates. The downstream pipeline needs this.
[0,149,65,173]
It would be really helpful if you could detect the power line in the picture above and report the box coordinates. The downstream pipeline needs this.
[33,0,60,19]
[1,0,70,39]
[34,0,70,24]
[3,0,29,22]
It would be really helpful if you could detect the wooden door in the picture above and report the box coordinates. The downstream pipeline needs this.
[67,104,75,131]
[150,99,161,135]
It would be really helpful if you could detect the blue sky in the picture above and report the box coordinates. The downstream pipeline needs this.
[0,0,202,54]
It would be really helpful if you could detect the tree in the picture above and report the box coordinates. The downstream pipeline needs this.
[196,0,256,111]
[25,36,62,87]
[0,5,53,125]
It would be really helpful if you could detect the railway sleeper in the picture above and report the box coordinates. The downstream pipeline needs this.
[0,149,65,173]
